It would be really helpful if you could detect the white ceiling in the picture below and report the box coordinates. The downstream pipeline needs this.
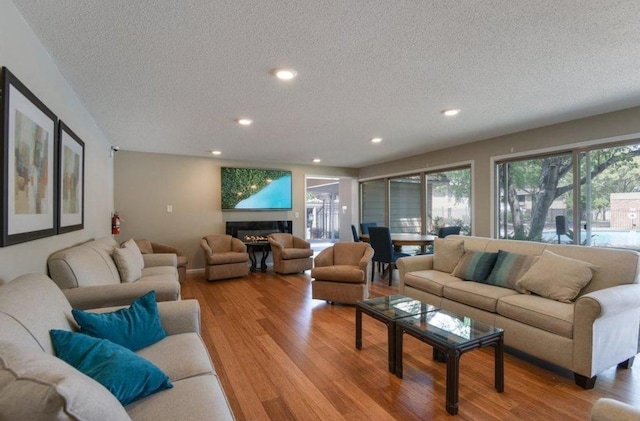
[10,0,640,168]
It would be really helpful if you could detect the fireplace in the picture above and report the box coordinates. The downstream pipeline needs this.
[225,221,293,272]
[225,220,292,242]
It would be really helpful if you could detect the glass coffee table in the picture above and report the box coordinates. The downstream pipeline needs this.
[355,295,438,373]
[395,309,504,415]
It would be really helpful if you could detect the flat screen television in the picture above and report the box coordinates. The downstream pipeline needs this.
[221,167,292,211]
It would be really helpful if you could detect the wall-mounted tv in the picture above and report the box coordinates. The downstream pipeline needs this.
[221,167,292,211]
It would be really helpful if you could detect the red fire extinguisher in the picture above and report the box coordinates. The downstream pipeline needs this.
[111,212,121,235]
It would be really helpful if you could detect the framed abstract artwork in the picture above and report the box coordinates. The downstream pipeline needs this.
[58,121,84,233]
[0,67,58,246]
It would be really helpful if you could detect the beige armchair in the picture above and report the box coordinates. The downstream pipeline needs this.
[200,235,250,281]
[135,239,188,283]
[267,233,313,274]
[311,242,374,304]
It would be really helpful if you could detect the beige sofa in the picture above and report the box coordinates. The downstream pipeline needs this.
[397,235,640,389]
[48,236,180,309]
[0,273,235,420]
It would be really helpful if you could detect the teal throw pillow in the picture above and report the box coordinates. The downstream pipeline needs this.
[50,329,172,405]
[486,250,536,290]
[72,291,166,351]
[452,250,498,282]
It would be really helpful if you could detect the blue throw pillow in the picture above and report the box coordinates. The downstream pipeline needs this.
[72,291,166,351]
[452,250,499,282]
[50,329,172,405]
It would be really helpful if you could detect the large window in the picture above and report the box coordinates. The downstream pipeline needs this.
[427,168,471,234]
[496,141,640,249]
[389,175,421,233]
[360,166,471,235]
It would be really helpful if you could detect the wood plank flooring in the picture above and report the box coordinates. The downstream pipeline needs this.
[182,270,640,420]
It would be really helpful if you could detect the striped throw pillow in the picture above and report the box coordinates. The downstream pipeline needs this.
[452,250,498,282]
[485,250,536,290]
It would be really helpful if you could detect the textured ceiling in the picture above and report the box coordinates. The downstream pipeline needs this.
[10,0,640,168]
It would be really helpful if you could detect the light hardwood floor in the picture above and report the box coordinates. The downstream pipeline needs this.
[182,270,640,421]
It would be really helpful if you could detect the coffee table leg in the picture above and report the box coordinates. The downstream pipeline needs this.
[495,335,504,392]
[445,349,461,415]
[395,326,404,378]
[388,322,395,373]
[355,307,362,349]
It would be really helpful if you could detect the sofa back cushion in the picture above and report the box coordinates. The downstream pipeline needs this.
[269,233,294,248]
[333,242,370,266]
[433,238,465,273]
[0,274,76,355]
[546,244,640,295]
[48,237,121,288]
[0,341,131,421]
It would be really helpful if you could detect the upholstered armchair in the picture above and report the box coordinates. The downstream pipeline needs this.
[200,235,250,281]
[135,239,188,283]
[267,233,313,274]
[311,242,374,304]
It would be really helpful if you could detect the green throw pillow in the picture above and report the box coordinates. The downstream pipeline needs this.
[72,291,166,352]
[452,250,498,282]
[50,330,172,405]
[485,250,536,290]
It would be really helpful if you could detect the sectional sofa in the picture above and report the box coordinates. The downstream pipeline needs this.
[397,235,640,389]
[0,273,235,420]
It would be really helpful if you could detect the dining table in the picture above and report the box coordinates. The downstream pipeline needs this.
[360,233,436,254]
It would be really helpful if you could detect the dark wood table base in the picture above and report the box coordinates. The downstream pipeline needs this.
[396,325,504,415]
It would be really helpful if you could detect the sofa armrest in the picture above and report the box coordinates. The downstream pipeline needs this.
[156,299,201,335]
[63,280,181,310]
[143,253,177,268]
[573,284,640,377]
[150,241,179,255]
[591,398,640,421]
[397,255,434,278]
[231,237,247,253]
[89,299,201,336]
[293,237,310,249]
[359,247,375,272]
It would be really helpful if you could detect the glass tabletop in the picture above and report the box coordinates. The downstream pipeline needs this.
[357,295,438,320]
[398,309,503,346]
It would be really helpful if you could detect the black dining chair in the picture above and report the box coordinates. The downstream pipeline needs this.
[437,226,462,238]
[360,222,377,235]
[351,225,361,242]
[368,227,410,286]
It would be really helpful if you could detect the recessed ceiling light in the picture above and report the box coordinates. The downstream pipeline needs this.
[370,137,382,144]
[272,68,297,81]
[211,150,222,156]
[441,108,461,117]
[313,158,321,163]
[236,118,253,126]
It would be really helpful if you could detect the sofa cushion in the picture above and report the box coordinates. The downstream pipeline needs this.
[281,247,313,259]
[0,341,131,421]
[122,239,145,270]
[403,270,461,297]
[72,291,167,351]
[311,265,365,283]
[497,294,574,338]
[136,333,215,382]
[50,330,173,406]
[433,238,465,273]
[516,250,597,303]
[443,281,519,312]
[485,250,537,290]
[452,250,498,282]
[113,246,143,283]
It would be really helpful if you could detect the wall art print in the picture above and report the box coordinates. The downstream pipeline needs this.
[58,121,84,233]
[1,67,58,246]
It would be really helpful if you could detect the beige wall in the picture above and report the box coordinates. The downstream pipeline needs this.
[0,0,114,283]
[359,106,640,237]
[114,151,357,269]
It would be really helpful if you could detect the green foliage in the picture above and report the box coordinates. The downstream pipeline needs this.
[221,168,289,209]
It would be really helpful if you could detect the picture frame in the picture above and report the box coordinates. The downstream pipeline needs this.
[1,67,58,246]
[58,121,84,233]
